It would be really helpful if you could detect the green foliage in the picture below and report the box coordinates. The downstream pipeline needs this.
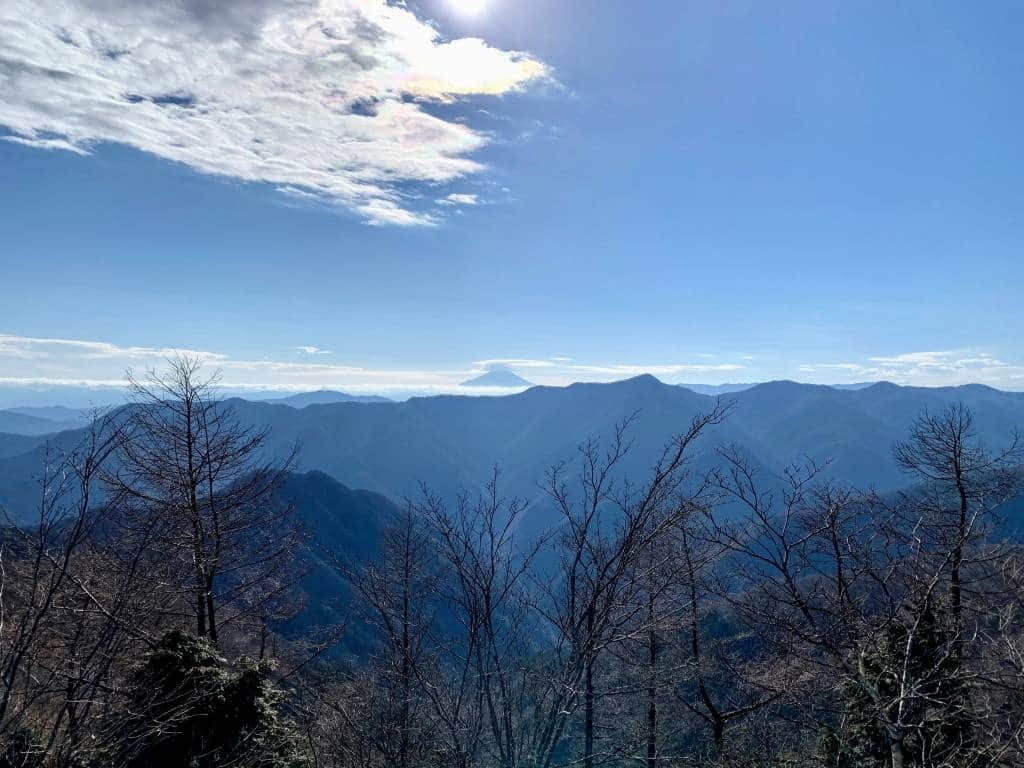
[113,630,306,768]
[0,728,45,768]
[817,602,971,768]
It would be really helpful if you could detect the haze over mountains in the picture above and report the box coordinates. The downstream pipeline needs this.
[257,390,392,407]
[678,382,878,395]
[1,376,1021,534]
[2,373,1022,646]
[0,406,93,436]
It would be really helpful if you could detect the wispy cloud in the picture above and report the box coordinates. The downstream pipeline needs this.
[0,0,549,225]
[798,349,1024,388]
[466,357,746,383]
[565,363,744,376]
[0,334,462,393]
[439,192,479,206]
[0,334,225,362]
[0,334,754,394]
[473,358,559,369]
[5,335,1020,395]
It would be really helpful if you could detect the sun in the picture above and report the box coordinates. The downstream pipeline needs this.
[448,0,489,16]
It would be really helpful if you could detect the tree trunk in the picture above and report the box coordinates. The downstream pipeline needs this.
[890,739,905,768]
[584,655,595,768]
[584,608,596,768]
[712,717,724,762]
[400,561,411,768]
[205,581,218,647]
[195,578,207,638]
[646,589,657,768]
[951,467,968,664]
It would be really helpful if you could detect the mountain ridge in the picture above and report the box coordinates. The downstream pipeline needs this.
[260,390,392,407]
[1,377,1022,530]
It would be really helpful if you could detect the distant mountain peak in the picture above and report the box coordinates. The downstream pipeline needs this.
[752,379,832,392]
[619,373,664,387]
[461,368,534,388]
[262,390,392,407]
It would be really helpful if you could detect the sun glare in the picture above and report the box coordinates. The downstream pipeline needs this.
[449,0,489,16]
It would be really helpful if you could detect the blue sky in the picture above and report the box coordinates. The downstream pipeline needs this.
[1,0,1023,394]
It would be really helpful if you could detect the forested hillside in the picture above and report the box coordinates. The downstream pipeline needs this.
[1,359,1023,767]
[2,376,1022,527]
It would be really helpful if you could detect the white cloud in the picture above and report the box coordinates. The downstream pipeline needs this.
[439,192,479,206]
[469,357,746,380]
[0,334,464,393]
[2,135,89,155]
[797,363,865,372]
[867,350,1010,369]
[799,349,1024,388]
[0,334,756,395]
[0,376,126,388]
[0,0,549,225]
[565,362,744,376]
[0,334,225,362]
[473,358,558,369]
[7,335,1020,395]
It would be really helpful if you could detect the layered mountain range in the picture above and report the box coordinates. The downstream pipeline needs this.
[1,377,1022,531]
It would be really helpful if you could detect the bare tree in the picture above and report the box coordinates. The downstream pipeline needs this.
[529,403,730,768]
[418,470,544,768]
[0,413,169,764]
[335,502,442,768]
[894,404,1021,665]
[706,405,1024,768]
[105,355,303,647]
[669,510,783,766]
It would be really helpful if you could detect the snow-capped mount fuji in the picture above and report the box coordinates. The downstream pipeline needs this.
[461,367,534,388]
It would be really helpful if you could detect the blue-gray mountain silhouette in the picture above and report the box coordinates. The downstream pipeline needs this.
[461,368,533,388]
[0,408,89,436]
[679,382,877,395]
[2,376,1022,532]
[272,470,399,649]
[261,390,392,407]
